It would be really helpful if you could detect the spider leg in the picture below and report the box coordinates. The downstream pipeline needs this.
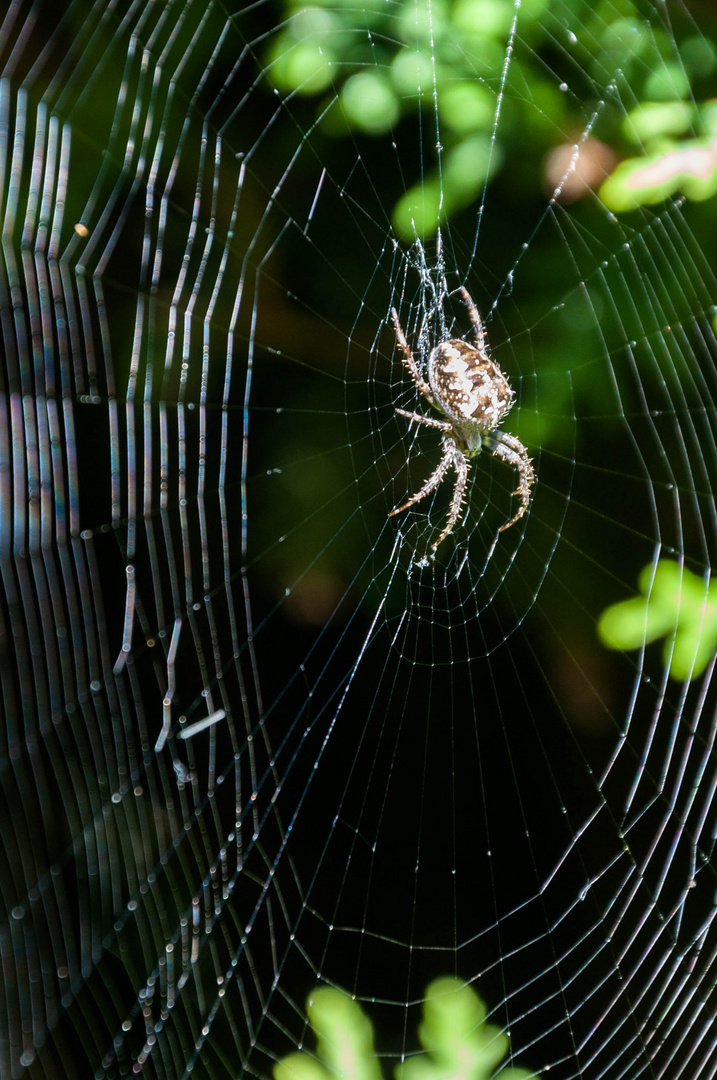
[389,436,456,517]
[389,436,470,551]
[395,407,452,433]
[431,441,470,550]
[391,308,436,406]
[484,428,535,532]
[457,286,488,355]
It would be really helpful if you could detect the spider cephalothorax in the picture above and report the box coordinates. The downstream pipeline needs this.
[389,287,534,550]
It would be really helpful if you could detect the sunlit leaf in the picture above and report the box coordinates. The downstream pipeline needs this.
[597,561,717,680]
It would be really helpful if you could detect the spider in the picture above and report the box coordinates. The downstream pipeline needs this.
[389,287,534,550]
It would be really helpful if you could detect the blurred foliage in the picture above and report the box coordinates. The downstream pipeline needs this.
[598,561,717,681]
[266,0,717,234]
[273,979,532,1080]
[255,0,717,710]
[600,98,717,211]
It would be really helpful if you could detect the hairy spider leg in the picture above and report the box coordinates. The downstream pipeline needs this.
[389,435,470,551]
[390,308,436,405]
[394,408,452,433]
[432,440,470,550]
[458,286,488,355]
[485,429,535,532]
[388,437,456,518]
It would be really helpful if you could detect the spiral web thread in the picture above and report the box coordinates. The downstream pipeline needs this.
[2,1,717,1079]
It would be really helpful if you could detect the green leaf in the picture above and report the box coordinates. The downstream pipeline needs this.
[396,978,507,1080]
[644,61,691,102]
[680,35,717,80]
[398,0,450,45]
[341,72,400,133]
[391,48,435,100]
[597,560,717,680]
[275,1053,333,1080]
[599,140,717,211]
[621,102,693,144]
[273,981,530,1080]
[310,989,382,1080]
[451,0,514,38]
[393,179,443,239]
[274,989,382,1080]
[267,36,335,96]
[438,83,493,133]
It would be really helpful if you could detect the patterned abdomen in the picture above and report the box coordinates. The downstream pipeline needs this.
[428,339,514,430]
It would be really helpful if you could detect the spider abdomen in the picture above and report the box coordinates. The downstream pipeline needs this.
[428,339,514,431]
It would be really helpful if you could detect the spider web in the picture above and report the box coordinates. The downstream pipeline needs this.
[2,0,717,1079]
